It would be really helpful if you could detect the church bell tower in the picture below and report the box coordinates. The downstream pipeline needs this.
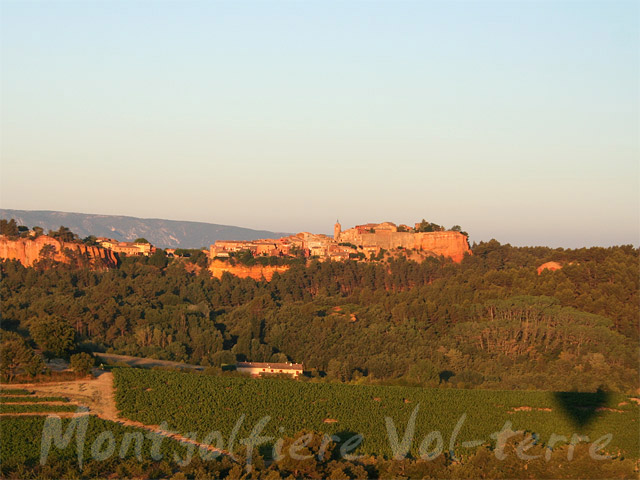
[334,220,341,241]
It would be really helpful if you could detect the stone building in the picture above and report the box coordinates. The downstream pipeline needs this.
[334,220,341,241]
[97,238,153,256]
[236,361,303,378]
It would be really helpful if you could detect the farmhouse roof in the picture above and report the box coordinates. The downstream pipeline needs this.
[236,361,303,371]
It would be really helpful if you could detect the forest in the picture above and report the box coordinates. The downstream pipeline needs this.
[1,224,637,393]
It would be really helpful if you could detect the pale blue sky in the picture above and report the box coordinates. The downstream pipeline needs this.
[1,0,638,247]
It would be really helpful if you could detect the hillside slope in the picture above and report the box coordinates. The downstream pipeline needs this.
[0,209,290,248]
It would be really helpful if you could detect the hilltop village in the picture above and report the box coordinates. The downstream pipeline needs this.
[210,220,471,263]
[95,237,154,256]
[0,219,471,280]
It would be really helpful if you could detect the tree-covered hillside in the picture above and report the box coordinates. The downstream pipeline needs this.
[1,236,638,392]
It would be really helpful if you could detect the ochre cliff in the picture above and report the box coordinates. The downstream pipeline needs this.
[209,260,289,281]
[0,235,118,268]
[414,231,471,263]
[340,229,471,263]
[537,261,563,275]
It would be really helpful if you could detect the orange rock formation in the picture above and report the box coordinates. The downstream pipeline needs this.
[0,235,118,269]
[414,231,471,263]
[339,228,471,263]
[537,261,562,275]
[208,260,289,281]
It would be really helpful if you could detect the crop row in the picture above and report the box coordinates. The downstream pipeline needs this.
[0,404,80,414]
[1,396,68,403]
[0,388,31,396]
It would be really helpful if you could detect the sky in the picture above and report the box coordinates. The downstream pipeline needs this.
[1,0,638,247]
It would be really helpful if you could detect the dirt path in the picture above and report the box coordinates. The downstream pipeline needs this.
[95,353,204,371]
[4,373,226,455]
[10,371,118,419]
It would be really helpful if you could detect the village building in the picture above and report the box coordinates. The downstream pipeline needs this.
[209,220,469,263]
[97,238,154,256]
[328,243,357,260]
[212,240,251,253]
[236,361,303,378]
[307,240,327,257]
[210,238,288,258]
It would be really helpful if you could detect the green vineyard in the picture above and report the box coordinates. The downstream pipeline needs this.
[0,386,202,476]
[1,416,190,467]
[114,368,640,459]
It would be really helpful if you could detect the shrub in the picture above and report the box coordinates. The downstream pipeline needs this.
[70,352,95,376]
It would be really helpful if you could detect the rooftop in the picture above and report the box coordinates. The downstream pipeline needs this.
[236,361,303,371]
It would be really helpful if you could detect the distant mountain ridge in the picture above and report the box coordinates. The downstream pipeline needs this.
[0,210,290,249]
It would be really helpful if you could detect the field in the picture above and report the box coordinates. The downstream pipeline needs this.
[0,416,192,469]
[114,368,640,459]
[0,383,196,472]
[0,387,78,414]
[1,368,637,477]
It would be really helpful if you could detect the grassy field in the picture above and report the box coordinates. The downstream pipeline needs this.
[114,368,640,459]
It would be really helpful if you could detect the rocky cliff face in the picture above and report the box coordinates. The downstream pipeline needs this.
[414,231,471,263]
[341,229,471,263]
[208,260,289,281]
[0,235,118,268]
